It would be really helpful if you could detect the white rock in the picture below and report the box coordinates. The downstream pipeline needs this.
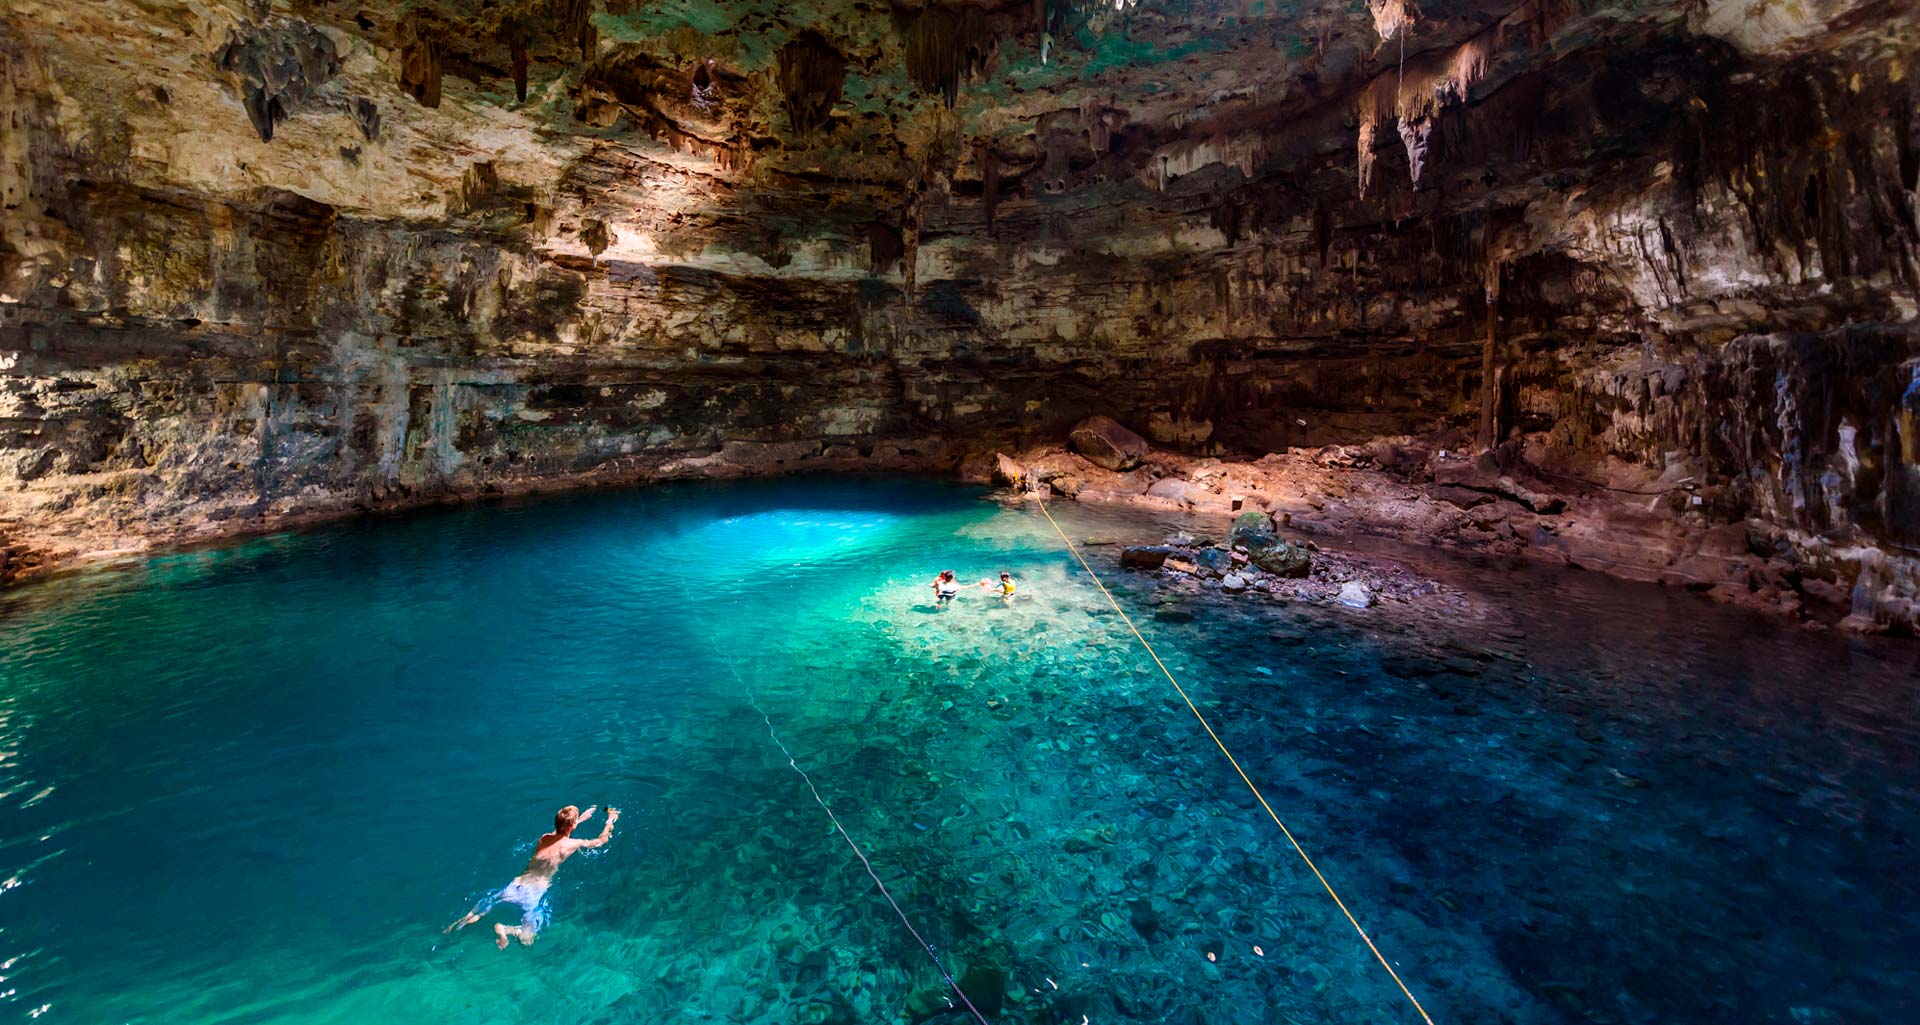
[1221,573,1247,591]
[1336,580,1375,608]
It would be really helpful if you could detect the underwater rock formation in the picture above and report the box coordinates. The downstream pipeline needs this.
[0,0,1917,625]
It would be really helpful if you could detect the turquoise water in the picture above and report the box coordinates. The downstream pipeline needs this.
[1,477,1917,1024]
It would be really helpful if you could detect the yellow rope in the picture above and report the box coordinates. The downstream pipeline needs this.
[1031,496,1437,1025]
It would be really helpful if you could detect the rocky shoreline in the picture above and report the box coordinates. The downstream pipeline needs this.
[7,410,1917,641]
[979,417,1920,637]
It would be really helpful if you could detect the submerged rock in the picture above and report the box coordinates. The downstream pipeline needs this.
[1337,580,1376,608]
[1062,825,1118,852]
[957,965,1006,1017]
[1069,416,1149,472]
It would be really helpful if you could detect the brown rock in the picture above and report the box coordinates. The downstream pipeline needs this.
[1434,485,1496,509]
[1068,416,1149,472]
[992,452,1025,488]
[1119,545,1172,569]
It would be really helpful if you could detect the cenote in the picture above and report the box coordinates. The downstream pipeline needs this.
[1,477,1916,1025]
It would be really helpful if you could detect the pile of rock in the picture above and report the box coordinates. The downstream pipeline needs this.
[1117,510,1450,611]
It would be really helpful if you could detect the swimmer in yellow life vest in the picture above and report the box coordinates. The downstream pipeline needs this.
[977,571,1015,598]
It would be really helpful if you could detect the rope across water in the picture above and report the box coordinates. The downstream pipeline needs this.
[1030,495,1437,1025]
[716,650,992,1025]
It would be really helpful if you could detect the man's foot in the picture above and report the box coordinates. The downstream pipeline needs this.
[494,923,512,950]
[446,912,478,934]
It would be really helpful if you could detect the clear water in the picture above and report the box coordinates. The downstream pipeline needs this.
[1,477,1916,1025]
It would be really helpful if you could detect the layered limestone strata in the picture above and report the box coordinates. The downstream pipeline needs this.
[2,0,1917,628]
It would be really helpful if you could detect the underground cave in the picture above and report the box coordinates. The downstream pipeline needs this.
[2,1,1918,1023]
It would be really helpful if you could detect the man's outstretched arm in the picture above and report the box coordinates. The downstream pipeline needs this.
[576,807,620,849]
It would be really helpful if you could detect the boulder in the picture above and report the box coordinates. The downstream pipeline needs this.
[1248,541,1311,578]
[1068,415,1149,471]
[1193,547,1235,577]
[1222,573,1248,591]
[1146,478,1198,504]
[992,452,1026,488]
[1229,510,1277,548]
[1120,545,1172,569]
[1430,464,1567,515]
[1152,607,1195,623]
[1433,485,1495,510]
[1337,580,1376,608]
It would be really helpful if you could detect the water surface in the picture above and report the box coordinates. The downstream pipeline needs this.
[1,477,1915,1024]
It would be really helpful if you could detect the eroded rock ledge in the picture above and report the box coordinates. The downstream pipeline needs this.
[985,406,1920,635]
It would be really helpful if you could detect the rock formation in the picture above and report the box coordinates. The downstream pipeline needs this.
[1,0,1917,628]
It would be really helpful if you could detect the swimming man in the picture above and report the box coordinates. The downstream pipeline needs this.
[445,804,619,949]
[932,570,960,603]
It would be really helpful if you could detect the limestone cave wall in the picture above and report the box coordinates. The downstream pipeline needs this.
[2,0,1917,595]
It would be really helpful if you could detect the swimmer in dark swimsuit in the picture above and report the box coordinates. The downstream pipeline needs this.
[446,804,619,949]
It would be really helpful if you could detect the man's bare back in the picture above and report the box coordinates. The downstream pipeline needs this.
[445,804,620,949]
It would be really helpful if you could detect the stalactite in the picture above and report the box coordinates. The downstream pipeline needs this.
[900,6,994,108]
[1312,202,1334,267]
[1442,33,1492,105]
[556,0,596,62]
[1357,111,1377,196]
[901,210,919,298]
[1398,117,1432,185]
[1505,0,1575,49]
[398,13,442,109]
[210,18,340,142]
[1353,22,1495,191]
[1478,263,1502,449]
[1367,0,1415,43]
[981,144,1000,228]
[1395,27,1493,121]
[508,34,529,103]
[776,33,846,137]
[581,218,609,263]
[351,97,380,141]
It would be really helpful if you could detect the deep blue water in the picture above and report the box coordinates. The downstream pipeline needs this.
[0,476,1915,1024]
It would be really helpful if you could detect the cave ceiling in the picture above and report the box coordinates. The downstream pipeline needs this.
[12,0,1914,292]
